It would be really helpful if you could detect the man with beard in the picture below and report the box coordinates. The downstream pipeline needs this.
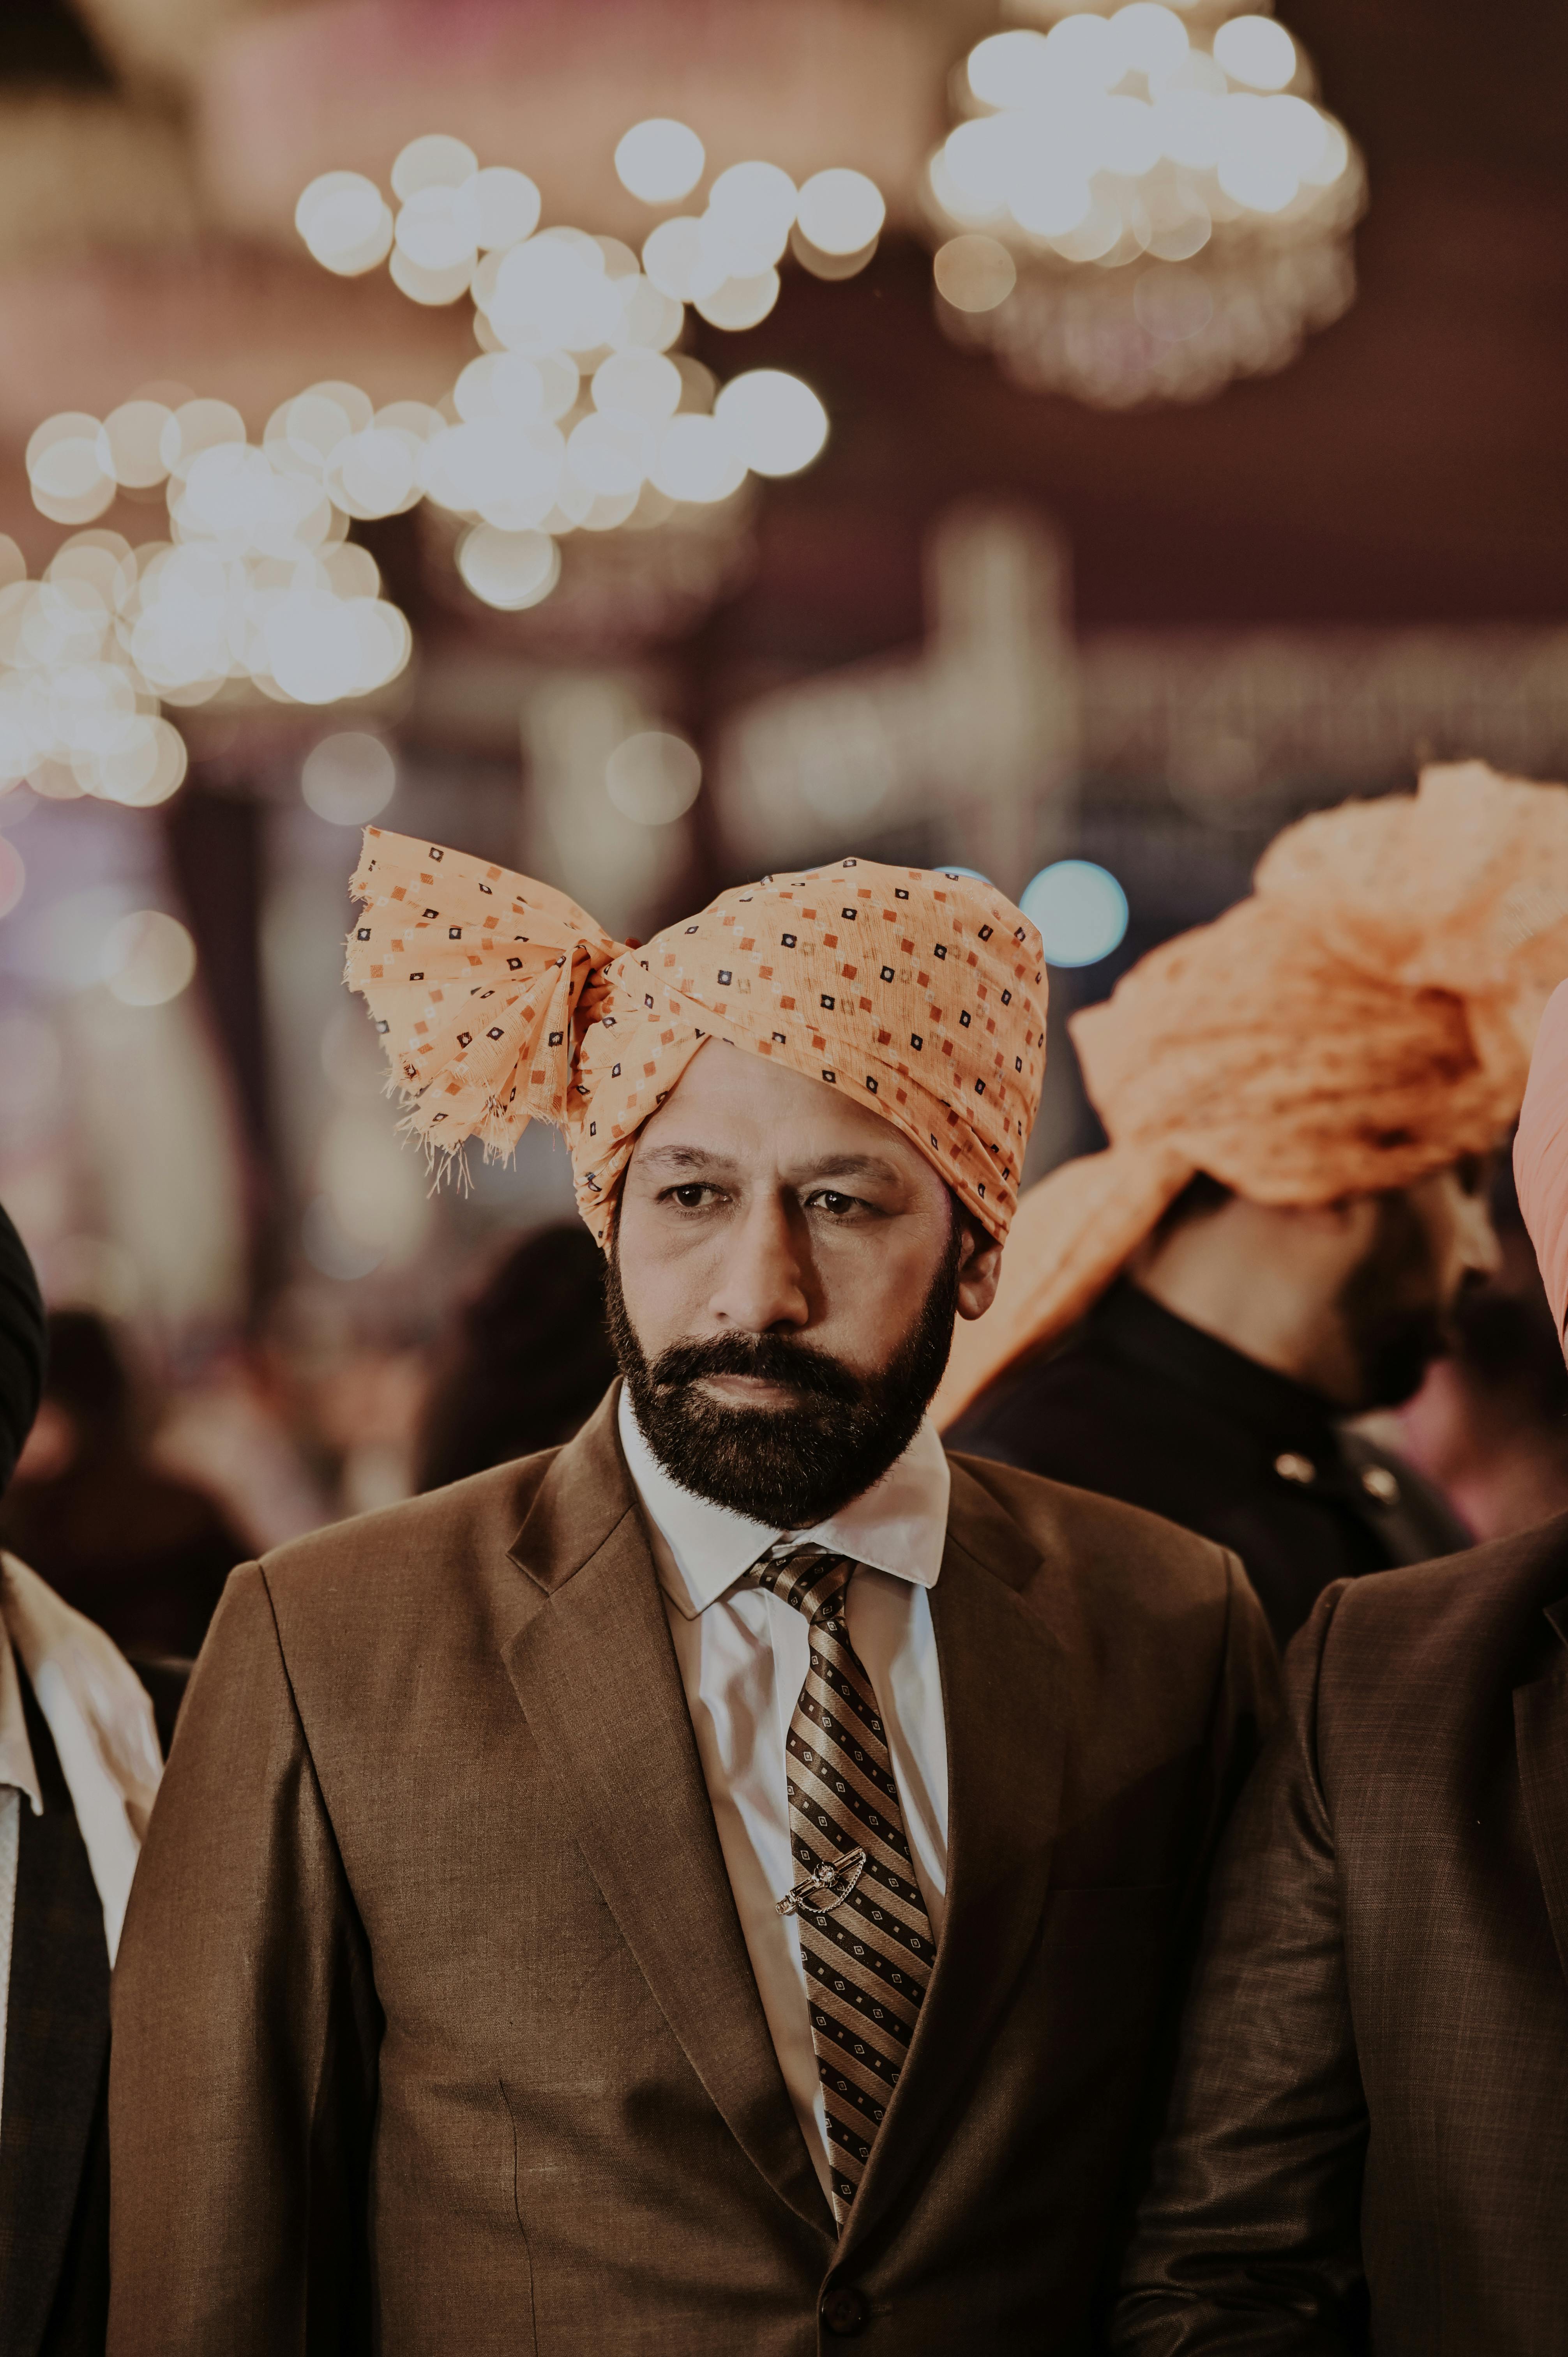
[108,837,1275,2357]
[1107,978,1568,2354]
[938,762,1568,1647]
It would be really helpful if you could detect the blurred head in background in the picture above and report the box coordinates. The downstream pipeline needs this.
[12,1308,133,1485]
[2,1307,246,1663]
[1122,1154,1500,1413]
[941,761,1566,1422]
[415,1223,617,1492]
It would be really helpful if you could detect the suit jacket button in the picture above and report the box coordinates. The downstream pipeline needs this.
[822,2285,868,2336]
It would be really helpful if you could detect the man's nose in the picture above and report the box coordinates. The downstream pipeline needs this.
[707,1193,810,1332]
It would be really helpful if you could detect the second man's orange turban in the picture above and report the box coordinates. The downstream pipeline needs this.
[936,760,1568,1424]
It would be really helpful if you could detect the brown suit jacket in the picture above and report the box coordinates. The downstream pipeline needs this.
[1112,1514,1568,2355]
[108,1389,1275,2357]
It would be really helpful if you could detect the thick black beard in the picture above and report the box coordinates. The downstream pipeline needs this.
[1337,1189,1455,1410]
[606,1222,964,1526]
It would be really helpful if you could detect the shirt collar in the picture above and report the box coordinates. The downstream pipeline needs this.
[617,1383,952,1622]
[0,1625,41,1816]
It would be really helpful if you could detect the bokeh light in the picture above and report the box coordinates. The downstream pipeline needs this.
[593,349,683,422]
[1113,4,1190,77]
[104,399,173,491]
[650,414,747,503]
[101,909,198,1006]
[391,134,479,200]
[934,235,1018,314]
[301,1194,385,1281]
[302,731,397,824]
[1021,860,1129,967]
[927,2,1361,406]
[714,371,828,477]
[614,118,706,205]
[4,382,422,761]
[795,169,886,258]
[695,270,782,331]
[605,729,702,824]
[456,524,562,609]
[1214,14,1299,90]
[126,126,838,662]
[470,166,542,251]
[295,171,394,276]
[705,161,798,276]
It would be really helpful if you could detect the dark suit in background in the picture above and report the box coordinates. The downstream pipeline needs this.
[0,1203,114,2356]
[949,1281,1468,1648]
[2,1679,114,2357]
[1113,1516,1568,2354]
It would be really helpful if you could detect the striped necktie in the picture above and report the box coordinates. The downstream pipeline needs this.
[745,1539,936,2229]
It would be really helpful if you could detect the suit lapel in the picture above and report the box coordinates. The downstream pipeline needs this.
[0,1670,110,2357]
[500,1394,832,2240]
[1515,1597,1568,1991]
[837,1460,1066,2262]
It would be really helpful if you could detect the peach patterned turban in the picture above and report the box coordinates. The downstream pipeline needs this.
[1515,979,1568,1344]
[343,829,1047,1245]
[936,760,1568,1426]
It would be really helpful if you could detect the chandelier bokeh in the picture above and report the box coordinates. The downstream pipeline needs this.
[2,121,861,804]
[927,1,1365,408]
[294,127,855,620]
[1,390,414,806]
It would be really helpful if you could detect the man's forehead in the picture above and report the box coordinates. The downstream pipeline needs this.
[630,1041,929,1179]
[634,1138,911,1187]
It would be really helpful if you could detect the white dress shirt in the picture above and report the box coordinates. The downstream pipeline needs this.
[0,1554,163,2126]
[617,1389,952,2195]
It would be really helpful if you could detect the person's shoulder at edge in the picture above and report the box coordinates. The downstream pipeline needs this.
[1304,1502,1568,1707]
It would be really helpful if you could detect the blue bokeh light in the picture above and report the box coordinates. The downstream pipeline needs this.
[1020,859,1129,968]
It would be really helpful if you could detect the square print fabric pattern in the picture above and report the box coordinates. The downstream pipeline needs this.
[578,864,1046,1241]
[344,830,1048,1246]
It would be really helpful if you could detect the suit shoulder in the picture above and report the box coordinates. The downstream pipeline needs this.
[256,1450,561,1611]
[1330,1510,1568,1634]
[948,1448,1237,1614]
[1312,1509,1568,1729]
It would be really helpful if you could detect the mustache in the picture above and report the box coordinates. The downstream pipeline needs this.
[645,1330,865,1405]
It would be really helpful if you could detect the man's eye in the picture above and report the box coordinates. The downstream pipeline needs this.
[812,1191,858,1216]
[671,1184,710,1209]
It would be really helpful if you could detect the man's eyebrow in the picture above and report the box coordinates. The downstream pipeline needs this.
[795,1153,904,1185]
[633,1145,907,1186]
[635,1144,740,1174]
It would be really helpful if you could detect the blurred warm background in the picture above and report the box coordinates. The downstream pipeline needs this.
[2,0,1566,1594]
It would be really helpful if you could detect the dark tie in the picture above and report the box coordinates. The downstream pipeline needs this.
[744,1539,936,2228]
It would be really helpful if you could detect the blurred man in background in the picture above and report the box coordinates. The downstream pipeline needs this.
[1,1310,246,1665]
[940,762,1568,1645]
[1110,966,1568,2354]
[415,1222,616,1491]
[0,1206,164,2357]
